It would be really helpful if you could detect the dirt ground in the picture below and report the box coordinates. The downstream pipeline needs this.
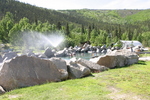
[139,57,150,61]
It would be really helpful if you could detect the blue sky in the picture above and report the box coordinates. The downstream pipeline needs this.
[18,0,150,10]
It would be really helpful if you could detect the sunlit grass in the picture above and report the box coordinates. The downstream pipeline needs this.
[139,53,150,57]
[0,77,110,100]
[95,61,150,99]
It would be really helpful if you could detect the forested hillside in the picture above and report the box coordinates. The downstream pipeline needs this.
[0,0,150,49]
[0,0,99,26]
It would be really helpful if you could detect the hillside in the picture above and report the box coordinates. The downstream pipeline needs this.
[0,0,93,26]
[59,9,144,24]
[0,0,150,47]
[123,9,150,23]
[0,0,150,26]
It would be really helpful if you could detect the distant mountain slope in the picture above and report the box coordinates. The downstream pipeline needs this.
[59,9,121,23]
[59,9,146,24]
[123,9,150,23]
[116,9,142,17]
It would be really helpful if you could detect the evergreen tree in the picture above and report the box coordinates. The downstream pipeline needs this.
[87,25,92,41]
[92,23,95,30]
[81,24,85,34]
[65,23,70,36]
[118,24,121,39]
[56,22,61,30]
[90,29,98,45]
[132,29,138,40]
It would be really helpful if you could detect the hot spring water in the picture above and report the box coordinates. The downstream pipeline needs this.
[61,52,102,60]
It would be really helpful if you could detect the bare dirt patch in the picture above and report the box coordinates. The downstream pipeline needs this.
[139,57,150,61]
[8,94,22,99]
[107,86,146,100]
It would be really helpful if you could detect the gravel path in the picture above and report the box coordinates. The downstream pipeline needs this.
[139,57,150,61]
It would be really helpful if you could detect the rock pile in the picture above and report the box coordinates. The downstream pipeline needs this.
[0,49,139,93]
[0,55,105,92]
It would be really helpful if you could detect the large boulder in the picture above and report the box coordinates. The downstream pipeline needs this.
[95,55,126,68]
[55,50,66,57]
[74,46,82,53]
[125,54,139,66]
[108,49,139,66]
[49,57,68,80]
[67,58,91,79]
[0,55,61,91]
[90,49,139,68]
[44,47,54,58]
[77,58,108,72]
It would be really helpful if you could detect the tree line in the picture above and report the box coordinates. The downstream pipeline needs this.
[0,12,150,50]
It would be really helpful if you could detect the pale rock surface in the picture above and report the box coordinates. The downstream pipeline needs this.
[90,49,138,68]
[0,55,61,91]
[49,57,68,80]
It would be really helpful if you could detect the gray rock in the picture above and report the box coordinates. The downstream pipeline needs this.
[101,44,107,50]
[67,59,91,79]
[108,49,139,66]
[0,55,61,91]
[27,52,36,57]
[38,54,47,58]
[96,55,125,68]
[90,49,138,68]
[44,47,54,58]
[2,51,17,61]
[55,49,66,57]
[101,49,107,54]
[49,57,68,80]
[126,54,139,65]
[74,46,82,52]
[77,58,108,72]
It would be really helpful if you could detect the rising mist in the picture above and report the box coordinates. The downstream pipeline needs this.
[22,31,65,50]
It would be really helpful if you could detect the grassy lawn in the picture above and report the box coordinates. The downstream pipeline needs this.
[0,61,150,100]
[139,53,150,57]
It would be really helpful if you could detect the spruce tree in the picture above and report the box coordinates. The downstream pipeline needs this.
[65,23,70,36]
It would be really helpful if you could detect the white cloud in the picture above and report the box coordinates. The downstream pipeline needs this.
[99,0,150,9]
[18,0,150,9]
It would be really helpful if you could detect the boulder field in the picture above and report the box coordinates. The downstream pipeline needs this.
[0,49,138,93]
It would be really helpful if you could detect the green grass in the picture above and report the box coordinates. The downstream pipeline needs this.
[96,61,150,97]
[139,53,150,57]
[0,61,150,100]
[0,78,110,100]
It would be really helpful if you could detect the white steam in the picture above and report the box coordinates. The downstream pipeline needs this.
[22,31,64,49]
